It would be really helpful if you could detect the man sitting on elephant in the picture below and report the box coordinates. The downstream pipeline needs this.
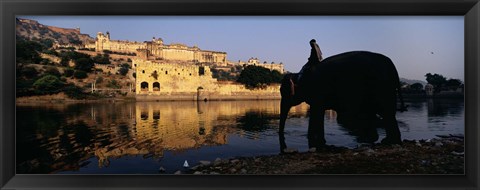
[298,39,323,80]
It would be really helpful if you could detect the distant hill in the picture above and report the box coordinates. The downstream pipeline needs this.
[400,78,427,85]
[16,18,94,45]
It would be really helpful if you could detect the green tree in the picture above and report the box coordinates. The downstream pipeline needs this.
[106,79,121,89]
[75,58,94,72]
[118,63,130,76]
[237,65,283,88]
[93,54,111,65]
[44,67,61,77]
[33,75,64,94]
[16,39,44,64]
[42,49,58,56]
[39,39,54,48]
[425,73,447,92]
[74,70,88,79]
[268,70,283,83]
[445,79,462,91]
[63,83,88,99]
[64,68,74,77]
[20,66,39,79]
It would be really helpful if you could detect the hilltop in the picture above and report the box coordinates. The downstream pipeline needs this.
[400,77,427,86]
[16,18,94,45]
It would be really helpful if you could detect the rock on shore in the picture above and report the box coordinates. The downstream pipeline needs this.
[186,135,464,174]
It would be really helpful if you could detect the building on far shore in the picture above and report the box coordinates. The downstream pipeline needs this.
[87,31,283,100]
[94,32,227,66]
[133,58,280,101]
[237,57,285,74]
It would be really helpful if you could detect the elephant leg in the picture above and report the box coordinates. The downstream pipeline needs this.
[357,116,379,143]
[377,93,402,144]
[381,114,402,144]
[308,106,326,148]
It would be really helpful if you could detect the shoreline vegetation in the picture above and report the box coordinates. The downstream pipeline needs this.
[180,134,464,175]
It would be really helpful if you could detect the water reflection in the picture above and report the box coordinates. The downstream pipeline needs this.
[17,101,283,173]
[16,99,464,174]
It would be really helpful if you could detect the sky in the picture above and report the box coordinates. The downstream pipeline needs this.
[20,16,464,82]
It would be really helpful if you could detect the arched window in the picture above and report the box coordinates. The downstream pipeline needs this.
[153,82,160,91]
[141,82,148,91]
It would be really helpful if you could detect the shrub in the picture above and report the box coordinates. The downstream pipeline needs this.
[118,64,130,76]
[42,49,58,56]
[32,75,64,94]
[93,54,111,65]
[16,39,44,64]
[74,70,88,79]
[96,76,103,84]
[44,67,61,77]
[75,58,94,72]
[106,79,121,89]
[63,83,88,99]
[40,59,53,65]
[20,66,39,79]
[64,68,74,77]
[237,65,283,88]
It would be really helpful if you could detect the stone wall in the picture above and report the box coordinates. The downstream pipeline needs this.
[134,59,281,101]
[134,59,218,95]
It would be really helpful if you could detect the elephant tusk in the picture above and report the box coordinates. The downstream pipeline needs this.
[289,78,295,96]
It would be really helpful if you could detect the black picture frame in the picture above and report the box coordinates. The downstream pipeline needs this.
[1,0,479,189]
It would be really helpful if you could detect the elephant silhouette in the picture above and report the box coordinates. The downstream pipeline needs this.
[279,50,407,152]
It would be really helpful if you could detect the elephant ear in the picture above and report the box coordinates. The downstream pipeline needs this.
[280,74,296,98]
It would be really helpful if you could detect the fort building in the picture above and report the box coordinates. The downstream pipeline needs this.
[239,57,285,74]
[133,58,280,100]
[95,32,227,66]
[91,31,281,100]
[134,59,218,95]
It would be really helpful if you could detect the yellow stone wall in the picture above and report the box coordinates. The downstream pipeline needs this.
[161,48,195,62]
[134,59,218,94]
[134,59,281,97]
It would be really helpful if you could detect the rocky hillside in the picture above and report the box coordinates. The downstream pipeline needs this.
[16,18,94,45]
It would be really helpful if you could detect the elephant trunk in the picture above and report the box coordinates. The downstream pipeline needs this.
[279,98,291,152]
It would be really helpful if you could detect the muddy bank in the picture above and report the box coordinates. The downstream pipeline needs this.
[180,135,464,175]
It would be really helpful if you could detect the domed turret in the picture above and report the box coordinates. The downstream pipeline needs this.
[425,83,434,96]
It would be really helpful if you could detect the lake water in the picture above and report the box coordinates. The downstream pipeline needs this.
[16,99,464,174]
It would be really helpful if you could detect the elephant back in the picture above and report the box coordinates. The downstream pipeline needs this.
[301,51,400,107]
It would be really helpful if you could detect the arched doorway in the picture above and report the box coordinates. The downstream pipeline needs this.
[153,82,160,91]
[141,82,149,91]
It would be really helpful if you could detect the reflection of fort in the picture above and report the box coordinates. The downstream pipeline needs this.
[17,100,294,173]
